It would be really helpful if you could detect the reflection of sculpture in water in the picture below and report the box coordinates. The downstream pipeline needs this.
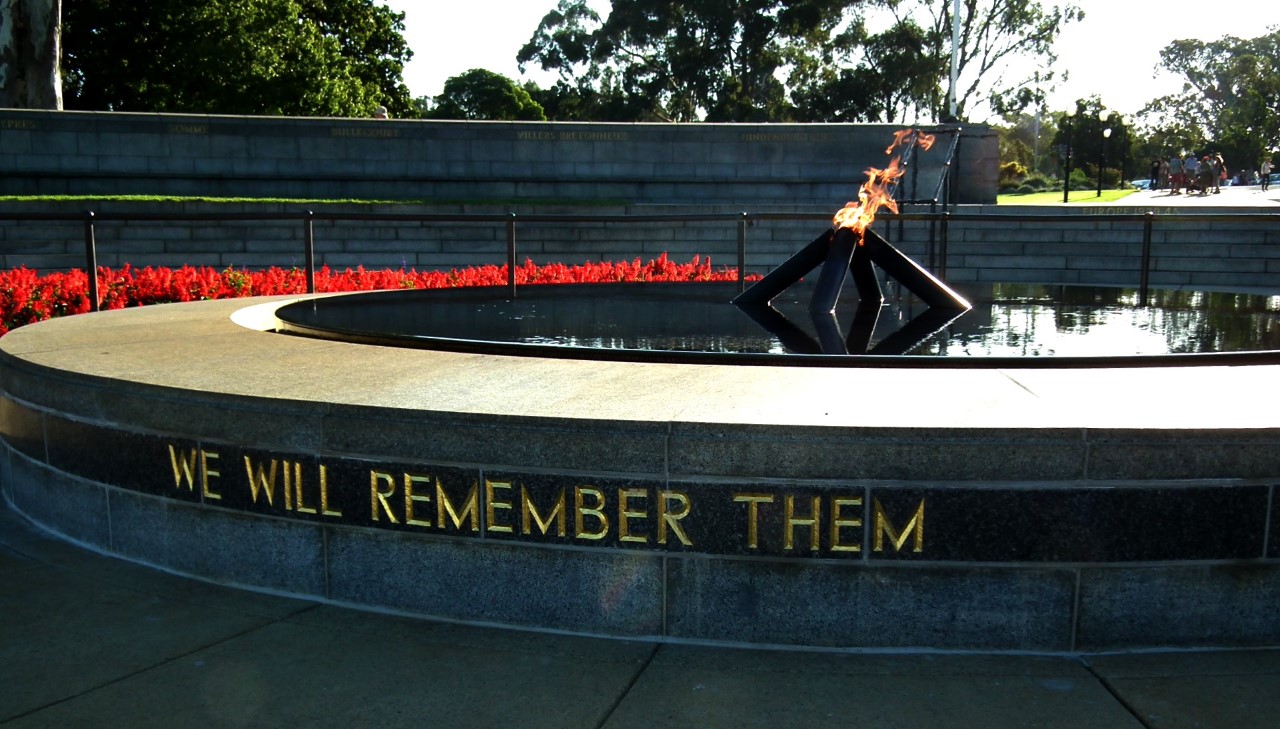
[732,129,970,355]
[0,0,63,109]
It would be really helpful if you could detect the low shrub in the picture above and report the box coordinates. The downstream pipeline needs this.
[0,254,748,335]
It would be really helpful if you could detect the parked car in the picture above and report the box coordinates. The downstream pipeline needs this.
[1129,179,1153,190]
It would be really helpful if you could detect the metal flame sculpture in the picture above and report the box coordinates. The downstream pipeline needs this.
[732,129,970,355]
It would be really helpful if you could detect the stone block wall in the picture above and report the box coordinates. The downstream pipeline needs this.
[0,110,997,205]
[3,200,1279,292]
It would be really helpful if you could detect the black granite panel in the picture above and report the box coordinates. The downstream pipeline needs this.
[869,484,1270,563]
[0,396,45,462]
[665,557,1076,651]
[18,412,1276,566]
[1271,485,1279,559]
[327,528,664,636]
[42,416,202,503]
[108,490,327,595]
[1077,563,1280,649]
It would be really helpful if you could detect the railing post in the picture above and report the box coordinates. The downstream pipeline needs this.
[951,130,962,210]
[303,210,316,294]
[939,211,950,279]
[84,211,99,312]
[1140,211,1154,305]
[927,202,938,271]
[507,213,517,299]
[737,212,748,293]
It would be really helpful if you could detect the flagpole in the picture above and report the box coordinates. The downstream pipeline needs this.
[948,0,959,118]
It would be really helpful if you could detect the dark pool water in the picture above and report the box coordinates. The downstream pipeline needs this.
[274,281,1280,367]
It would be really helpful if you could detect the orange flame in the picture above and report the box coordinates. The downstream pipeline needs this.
[836,129,932,241]
[885,129,915,155]
[885,129,937,155]
[831,158,905,236]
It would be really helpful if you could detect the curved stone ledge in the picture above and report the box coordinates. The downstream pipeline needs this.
[2,295,1280,652]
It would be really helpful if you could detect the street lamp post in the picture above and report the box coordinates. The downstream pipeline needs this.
[1097,127,1111,197]
[1062,109,1075,203]
[1119,124,1129,189]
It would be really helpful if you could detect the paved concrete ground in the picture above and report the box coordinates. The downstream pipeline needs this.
[3,501,1279,729]
[1069,183,1280,206]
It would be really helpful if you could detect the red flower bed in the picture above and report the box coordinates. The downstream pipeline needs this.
[0,254,750,335]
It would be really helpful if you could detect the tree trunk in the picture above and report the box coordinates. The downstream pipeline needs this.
[0,0,62,109]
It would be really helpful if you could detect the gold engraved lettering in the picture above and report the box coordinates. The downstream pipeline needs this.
[574,486,608,541]
[1,119,37,130]
[521,486,567,536]
[515,130,628,142]
[785,495,821,552]
[200,450,221,501]
[829,497,863,552]
[486,480,514,533]
[369,470,399,523]
[167,124,208,135]
[169,445,199,491]
[319,464,342,517]
[733,493,774,550]
[739,132,834,143]
[873,497,925,553]
[290,462,317,514]
[657,490,693,546]
[282,461,294,510]
[617,488,648,544]
[330,127,399,139]
[402,473,433,527]
[244,456,279,506]
[437,480,479,533]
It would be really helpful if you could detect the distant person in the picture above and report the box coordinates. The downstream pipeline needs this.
[1184,153,1199,194]
[1168,155,1183,195]
[1198,155,1215,196]
[373,106,389,119]
[1158,158,1169,190]
[1213,153,1225,194]
[1149,159,1160,189]
[1262,159,1273,192]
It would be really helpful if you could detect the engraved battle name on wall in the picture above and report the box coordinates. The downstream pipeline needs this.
[515,130,630,142]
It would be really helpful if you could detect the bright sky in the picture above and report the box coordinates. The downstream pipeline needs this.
[382,0,1279,122]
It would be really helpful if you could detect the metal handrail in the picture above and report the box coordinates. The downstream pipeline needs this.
[0,207,1277,311]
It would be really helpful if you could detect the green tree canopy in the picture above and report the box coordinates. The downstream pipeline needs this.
[788,16,943,123]
[518,0,853,122]
[518,0,1077,123]
[1139,29,1280,168]
[877,0,1081,120]
[61,0,413,117]
[1047,98,1132,180]
[429,69,546,121]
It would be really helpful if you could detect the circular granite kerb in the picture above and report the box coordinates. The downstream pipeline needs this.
[1,295,1279,652]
